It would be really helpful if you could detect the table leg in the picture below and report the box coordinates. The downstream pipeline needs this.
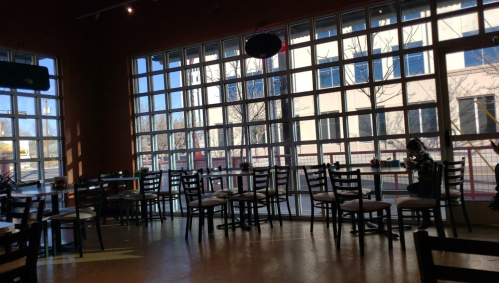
[207,207,214,233]
[51,194,61,251]
[238,176,251,231]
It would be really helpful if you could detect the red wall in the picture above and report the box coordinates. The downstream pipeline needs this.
[1,0,374,181]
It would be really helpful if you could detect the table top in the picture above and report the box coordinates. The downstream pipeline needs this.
[10,183,75,197]
[336,166,411,175]
[101,177,140,182]
[0,222,14,235]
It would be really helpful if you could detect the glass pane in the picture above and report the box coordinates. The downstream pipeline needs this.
[208,107,223,126]
[291,71,313,93]
[136,77,148,93]
[344,61,369,85]
[167,50,181,68]
[319,92,342,114]
[40,79,57,96]
[290,46,312,69]
[153,114,167,131]
[151,54,164,71]
[290,22,310,44]
[190,130,205,149]
[186,68,201,86]
[185,47,200,65]
[209,128,225,147]
[204,42,219,62]
[401,0,431,22]
[137,96,149,113]
[346,88,371,112]
[135,57,147,74]
[323,143,346,165]
[375,83,403,108]
[266,28,286,73]
[17,96,36,115]
[437,0,476,14]
[404,50,434,77]
[168,71,182,89]
[210,150,226,168]
[39,57,55,75]
[42,140,59,158]
[226,82,242,102]
[295,119,316,141]
[224,60,241,79]
[207,86,222,104]
[205,64,221,83]
[187,89,202,107]
[402,23,433,49]
[189,109,204,127]
[248,102,265,122]
[0,95,11,114]
[152,74,165,91]
[370,2,397,27]
[320,117,343,139]
[270,123,292,143]
[316,41,339,64]
[296,144,318,166]
[172,132,186,150]
[0,118,13,137]
[408,108,438,133]
[155,134,169,151]
[249,125,268,145]
[342,9,366,34]
[342,35,368,60]
[372,29,399,54]
[348,114,373,138]
[484,7,499,33]
[269,98,289,120]
[42,119,58,137]
[228,127,246,146]
[137,116,150,133]
[153,94,166,111]
[317,66,340,89]
[294,95,315,117]
[138,155,152,171]
[44,161,59,179]
[244,58,263,78]
[20,162,38,181]
[251,147,269,166]
[246,79,264,99]
[19,118,37,137]
[267,75,288,96]
[20,140,38,158]
[315,15,337,39]
[169,91,183,109]
[377,111,405,135]
[406,79,436,105]
[438,13,478,41]
[171,112,185,129]
[138,136,151,152]
[223,38,240,58]
[41,98,58,116]
[374,56,401,82]
[0,141,14,159]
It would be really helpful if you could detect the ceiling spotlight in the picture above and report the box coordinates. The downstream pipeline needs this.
[127,6,133,13]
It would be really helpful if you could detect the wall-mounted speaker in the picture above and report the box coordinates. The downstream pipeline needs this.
[0,61,50,91]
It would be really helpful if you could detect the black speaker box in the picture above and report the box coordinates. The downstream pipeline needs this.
[0,61,50,91]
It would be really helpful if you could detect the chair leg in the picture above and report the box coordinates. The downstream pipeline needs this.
[386,208,393,249]
[325,203,330,229]
[460,195,472,232]
[266,198,273,229]
[286,195,293,221]
[43,220,49,258]
[254,201,261,233]
[157,198,164,224]
[161,196,167,220]
[276,197,283,226]
[332,203,337,238]
[198,209,203,243]
[178,195,184,217]
[76,220,83,258]
[336,212,342,250]
[224,204,228,237]
[310,202,314,233]
[169,196,174,220]
[397,208,406,251]
[95,216,104,251]
[447,199,458,238]
[51,220,58,256]
[185,208,190,239]
[102,198,108,225]
[358,212,365,256]
[433,207,446,238]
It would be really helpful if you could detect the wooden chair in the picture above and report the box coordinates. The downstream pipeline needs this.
[0,222,42,283]
[50,181,105,257]
[396,163,446,251]
[303,164,337,235]
[123,171,163,227]
[229,167,272,233]
[207,166,237,198]
[159,169,184,220]
[257,165,293,226]
[100,171,138,225]
[181,172,228,242]
[442,158,472,237]
[328,168,393,256]
[414,230,499,283]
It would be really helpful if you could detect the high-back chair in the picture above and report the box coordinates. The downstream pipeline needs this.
[396,163,446,251]
[229,167,272,233]
[160,169,184,220]
[328,168,393,256]
[303,164,337,235]
[207,166,236,198]
[256,165,292,226]
[181,172,228,242]
[50,181,105,257]
[443,158,472,237]
[124,171,163,227]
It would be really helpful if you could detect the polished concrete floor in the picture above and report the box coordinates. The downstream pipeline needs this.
[37,217,499,283]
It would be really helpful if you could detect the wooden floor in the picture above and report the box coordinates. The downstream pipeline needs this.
[37,217,499,283]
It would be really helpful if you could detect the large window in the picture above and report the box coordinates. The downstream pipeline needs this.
[0,49,62,182]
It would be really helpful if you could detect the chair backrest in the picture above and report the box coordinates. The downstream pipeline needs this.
[181,173,203,204]
[168,169,184,192]
[0,222,42,283]
[431,163,444,204]
[328,168,363,207]
[186,169,205,193]
[443,158,465,192]
[253,167,271,194]
[274,165,291,194]
[6,197,33,228]
[303,164,328,195]
[140,171,163,195]
[79,177,99,184]
[114,170,129,189]
[74,181,104,217]
[207,166,224,193]
[414,230,499,283]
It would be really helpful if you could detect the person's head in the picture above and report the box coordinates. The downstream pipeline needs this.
[406,138,427,157]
